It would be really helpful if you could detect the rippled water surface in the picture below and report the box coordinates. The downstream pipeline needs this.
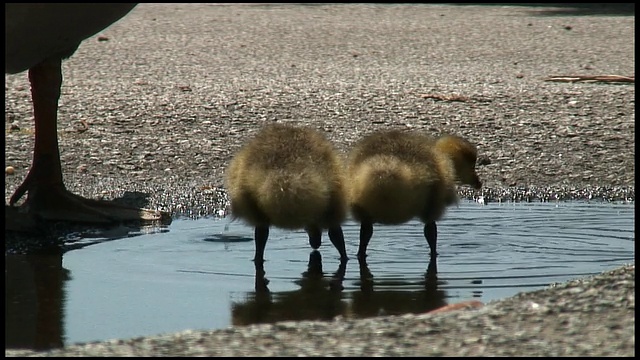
[5,200,634,350]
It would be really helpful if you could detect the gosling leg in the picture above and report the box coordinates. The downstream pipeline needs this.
[328,225,349,262]
[424,220,438,258]
[254,258,270,293]
[305,225,322,250]
[356,220,373,261]
[253,225,269,263]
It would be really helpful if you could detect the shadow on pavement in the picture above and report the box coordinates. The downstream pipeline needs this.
[447,3,634,16]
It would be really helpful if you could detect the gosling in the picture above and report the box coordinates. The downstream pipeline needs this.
[347,129,482,260]
[225,123,349,263]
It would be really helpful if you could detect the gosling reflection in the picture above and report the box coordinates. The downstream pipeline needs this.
[349,257,447,318]
[232,251,348,326]
[5,250,69,350]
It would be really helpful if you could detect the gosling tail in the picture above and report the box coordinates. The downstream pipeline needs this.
[257,169,331,229]
[350,155,418,224]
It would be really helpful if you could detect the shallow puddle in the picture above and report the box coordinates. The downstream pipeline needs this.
[5,200,634,350]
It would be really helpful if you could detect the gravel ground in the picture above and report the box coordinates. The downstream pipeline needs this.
[4,3,635,218]
[4,3,635,356]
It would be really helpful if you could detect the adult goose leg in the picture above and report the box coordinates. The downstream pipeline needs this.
[9,58,165,224]
[5,4,168,226]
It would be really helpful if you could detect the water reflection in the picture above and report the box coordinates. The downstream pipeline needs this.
[5,220,170,351]
[5,250,69,350]
[232,254,449,325]
[5,201,634,350]
[232,251,348,325]
[349,257,447,317]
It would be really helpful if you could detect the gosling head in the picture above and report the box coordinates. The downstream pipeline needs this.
[434,135,482,189]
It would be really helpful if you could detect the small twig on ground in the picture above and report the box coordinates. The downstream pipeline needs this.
[543,75,634,84]
[419,93,471,102]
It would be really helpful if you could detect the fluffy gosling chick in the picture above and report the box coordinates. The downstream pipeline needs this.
[347,129,482,260]
[226,123,349,263]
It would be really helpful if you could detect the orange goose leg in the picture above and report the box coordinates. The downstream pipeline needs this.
[8,58,167,226]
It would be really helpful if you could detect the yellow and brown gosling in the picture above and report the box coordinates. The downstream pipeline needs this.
[225,123,349,263]
[347,129,482,261]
